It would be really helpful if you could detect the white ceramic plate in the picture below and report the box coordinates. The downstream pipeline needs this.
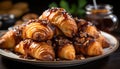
[0,31,119,67]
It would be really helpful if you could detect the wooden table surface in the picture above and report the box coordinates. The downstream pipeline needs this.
[0,32,120,69]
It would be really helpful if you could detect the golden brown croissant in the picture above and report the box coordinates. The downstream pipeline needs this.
[74,34,103,56]
[54,36,75,60]
[85,24,109,48]
[75,19,109,48]
[15,39,55,61]
[39,7,78,38]
[0,30,21,49]
[58,43,75,60]
[75,41,103,56]
[22,19,54,41]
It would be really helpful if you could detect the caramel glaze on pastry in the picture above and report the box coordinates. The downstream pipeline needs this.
[13,19,55,41]
[15,39,55,61]
[39,7,78,38]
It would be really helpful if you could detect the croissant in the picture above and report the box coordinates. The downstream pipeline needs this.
[39,7,78,37]
[22,19,54,41]
[54,36,75,60]
[58,43,75,60]
[74,41,103,56]
[0,30,21,49]
[85,24,109,48]
[15,39,55,61]
[74,35,103,56]
[75,19,109,48]
[86,41,103,56]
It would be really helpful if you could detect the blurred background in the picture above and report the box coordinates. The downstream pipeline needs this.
[10,0,120,17]
[0,0,120,32]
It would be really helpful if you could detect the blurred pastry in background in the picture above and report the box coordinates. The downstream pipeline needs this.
[0,0,30,29]
[0,1,12,10]
[22,13,39,22]
[0,1,12,14]
[9,2,29,17]
[13,2,29,13]
[14,13,39,26]
[14,20,24,27]
[0,1,29,18]
[0,10,8,14]
[8,9,24,17]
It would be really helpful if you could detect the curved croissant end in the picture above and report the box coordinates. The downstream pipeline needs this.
[97,34,110,48]
[15,41,25,55]
[87,41,103,56]
[39,7,78,37]
[58,43,76,60]
[0,30,17,49]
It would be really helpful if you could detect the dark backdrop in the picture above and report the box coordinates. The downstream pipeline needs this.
[0,0,118,20]
[11,0,120,18]
[0,0,120,20]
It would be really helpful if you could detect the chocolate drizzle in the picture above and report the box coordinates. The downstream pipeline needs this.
[73,18,96,52]
[13,26,24,37]
[62,11,68,19]
[75,18,93,32]
[23,39,32,57]
[54,36,72,47]
[74,32,95,47]
[47,7,69,19]
[25,19,55,31]
[48,7,59,12]
[26,19,48,26]
[52,35,73,58]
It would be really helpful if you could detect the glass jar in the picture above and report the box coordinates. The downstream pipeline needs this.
[85,4,118,33]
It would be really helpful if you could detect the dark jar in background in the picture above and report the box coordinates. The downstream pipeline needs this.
[85,4,119,33]
[0,14,16,30]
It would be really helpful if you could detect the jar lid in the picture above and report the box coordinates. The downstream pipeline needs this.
[86,4,113,14]
[86,4,113,11]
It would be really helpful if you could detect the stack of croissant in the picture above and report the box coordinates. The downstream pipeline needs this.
[0,7,109,61]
